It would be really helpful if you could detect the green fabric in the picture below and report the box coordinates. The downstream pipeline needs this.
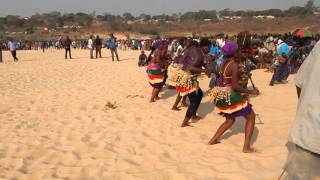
[215,91,244,107]
[149,70,162,75]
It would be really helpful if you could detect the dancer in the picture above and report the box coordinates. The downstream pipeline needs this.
[208,42,259,153]
[169,37,190,111]
[147,40,169,102]
[179,38,211,127]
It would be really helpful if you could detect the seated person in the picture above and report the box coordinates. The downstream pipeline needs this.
[138,51,147,66]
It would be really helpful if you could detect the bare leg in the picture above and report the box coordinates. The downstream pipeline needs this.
[181,117,191,127]
[243,110,256,153]
[150,88,161,103]
[181,96,188,107]
[208,118,235,145]
[172,94,182,111]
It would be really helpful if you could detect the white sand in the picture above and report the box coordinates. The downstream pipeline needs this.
[0,49,297,179]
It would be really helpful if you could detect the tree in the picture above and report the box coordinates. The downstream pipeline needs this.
[305,0,316,12]
[123,12,135,21]
[138,14,151,21]
[25,27,34,34]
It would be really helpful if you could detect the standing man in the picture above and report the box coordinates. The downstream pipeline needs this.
[94,35,102,58]
[8,38,19,61]
[0,43,2,63]
[281,41,320,179]
[88,35,94,59]
[64,36,72,59]
[108,33,119,61]
[41,41,46,53]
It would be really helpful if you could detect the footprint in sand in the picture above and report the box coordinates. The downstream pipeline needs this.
[81,134,91,143]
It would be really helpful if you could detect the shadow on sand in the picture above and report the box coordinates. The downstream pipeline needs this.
[219,117,259,145]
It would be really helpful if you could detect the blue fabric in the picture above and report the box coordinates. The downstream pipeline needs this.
[210,45,220,56]
[216,54,225,65]
[108,38,117,49]
[277,43,290,56]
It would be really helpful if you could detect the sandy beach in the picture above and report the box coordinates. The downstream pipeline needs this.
[0,49,297,179]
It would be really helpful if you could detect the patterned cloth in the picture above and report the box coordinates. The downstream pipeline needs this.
[147,63,164,89]
[209,61,252,119]
[167,63,199,96]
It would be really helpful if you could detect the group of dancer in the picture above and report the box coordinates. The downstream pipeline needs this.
[146,36,260,153]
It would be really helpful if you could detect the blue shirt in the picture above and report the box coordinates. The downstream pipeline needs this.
[210,45,220,56]
[108,38,117,49]
[277,43,291,56]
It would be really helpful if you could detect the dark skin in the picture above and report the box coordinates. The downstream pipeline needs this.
[149,45,168,103]
[208,51,260,153]
[172,39,188,111]
[181,46,210,127]
[172,95,187,111]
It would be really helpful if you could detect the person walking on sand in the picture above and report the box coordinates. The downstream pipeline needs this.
[88,35,94,59]
[208,42,260,153]
[94,35,102,58]
[8,39,19,61]
[64,36,72,59]
[280,41,320,180]
[108,33,119,61]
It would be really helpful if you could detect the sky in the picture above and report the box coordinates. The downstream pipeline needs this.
[0,0,318,17]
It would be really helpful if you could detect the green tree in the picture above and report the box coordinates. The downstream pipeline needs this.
[123,12,135,21]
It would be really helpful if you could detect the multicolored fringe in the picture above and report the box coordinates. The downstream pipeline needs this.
[211,89,252,118]
[176,79,199,96]
[147,69,165,89]
[167,64,198,96]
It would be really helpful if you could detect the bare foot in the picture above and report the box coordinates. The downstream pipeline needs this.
[149,99,156,103]
[172,107,181,111]
[181,102,188,107]
[181,122,191,127]
[192,115,203,121]
[208,139,221,145]
[242,147,258,153]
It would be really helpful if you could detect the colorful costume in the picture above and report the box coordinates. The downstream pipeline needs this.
[167,53,199,96]
[147,62,165,89]
[167,63,198,96]
[209,61,252,119]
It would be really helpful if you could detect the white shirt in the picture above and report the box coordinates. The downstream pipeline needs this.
[176,45,184,57]
[288,41,320,154]
[87,39,93,49]
[8,41,16,51]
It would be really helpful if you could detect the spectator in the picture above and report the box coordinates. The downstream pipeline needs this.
[64,36,72,59]
[8,38,19,61]
[88,35,94,59]
[94,35,102,58]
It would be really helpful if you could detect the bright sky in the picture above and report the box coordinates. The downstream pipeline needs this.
[0,0,318,17]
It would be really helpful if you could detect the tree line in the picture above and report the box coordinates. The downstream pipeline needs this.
[0,0,318,34]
